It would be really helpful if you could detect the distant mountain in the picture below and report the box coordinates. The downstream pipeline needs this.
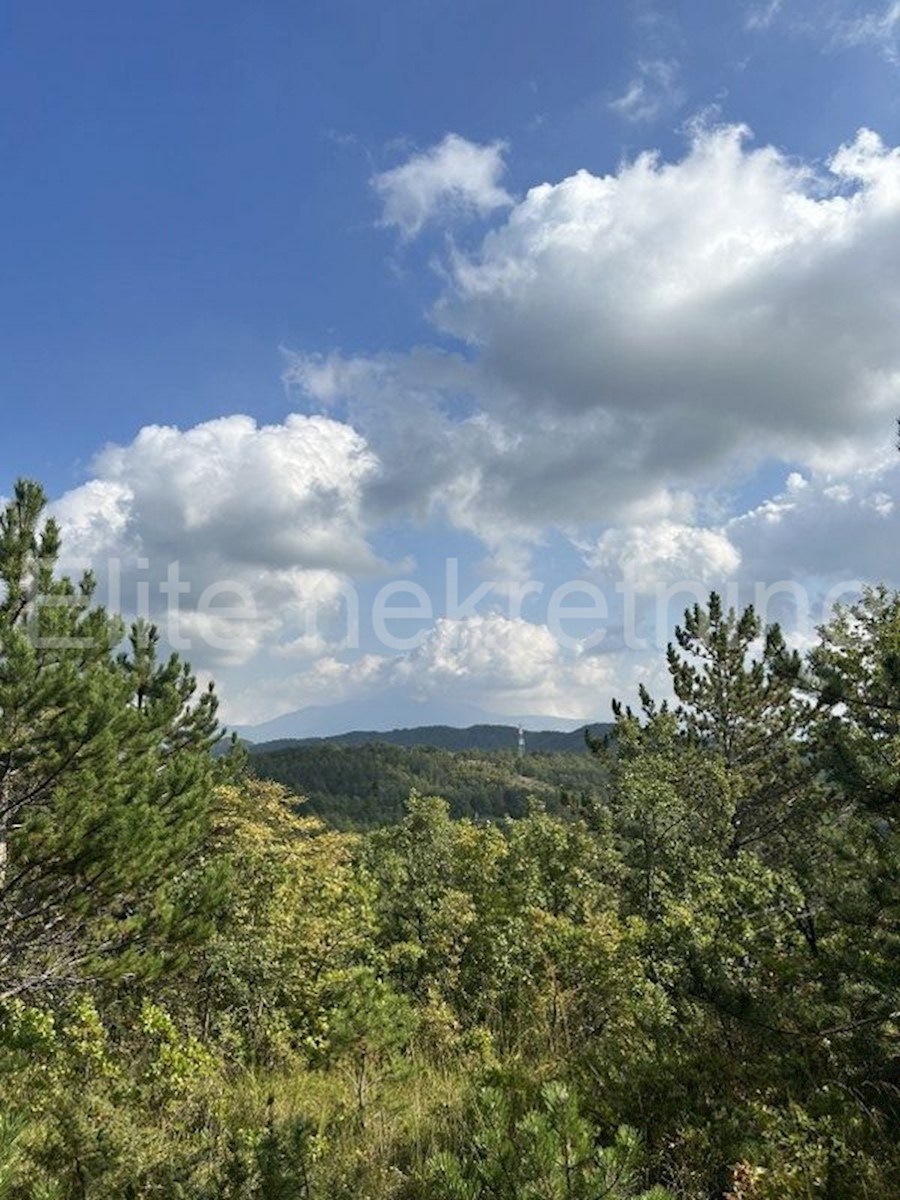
[247,722,612,755]
[231,690,589,743]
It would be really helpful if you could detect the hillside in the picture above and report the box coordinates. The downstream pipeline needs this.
[246,721,612,754]
[249,738,611,827]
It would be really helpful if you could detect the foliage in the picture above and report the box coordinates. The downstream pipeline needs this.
[249,740,609,827]
[663,592,812,860]
[0,480,222,999]
[179,779,375,1064]
[422,1081,671,1200]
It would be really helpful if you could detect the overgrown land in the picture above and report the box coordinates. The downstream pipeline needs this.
[1,479,898,1198]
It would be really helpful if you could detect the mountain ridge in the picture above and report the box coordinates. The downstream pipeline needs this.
[231,690,589,743]
[244,721,612,755]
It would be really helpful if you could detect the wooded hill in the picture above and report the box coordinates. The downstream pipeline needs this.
[248,737,612,826]
[247,722,610,754]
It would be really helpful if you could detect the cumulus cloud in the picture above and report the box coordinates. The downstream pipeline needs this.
[587,521,742,588]
[727,461,900,584]
[573,460,900,655]
[609,59,683,122]
[394,614,616,719]
[405,614,561,690]
[52,414,385,669]
[436,123,900,457]
[225,613,631,728]
[372,133,512,240]
[290,123,900,558]
[90,414,381,573]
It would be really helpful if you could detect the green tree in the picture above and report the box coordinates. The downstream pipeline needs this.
[809,583,900,815]
[423,1081,670,1200]
[363,793,477,1002]
[184,779,375,1062]
[803,587,900,1114]
[0,479,221,997]
[665,592,809,860]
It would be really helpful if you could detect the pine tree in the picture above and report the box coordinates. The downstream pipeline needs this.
[0,479,221,998]
[809,584,900,814]
[665,592,810,859]
[805,587,900,1054]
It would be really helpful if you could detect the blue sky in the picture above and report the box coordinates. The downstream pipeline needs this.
[5,1,900,730]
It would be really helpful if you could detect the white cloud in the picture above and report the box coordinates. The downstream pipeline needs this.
[223,612,635,727]
[225,654,390,726]
[52,414,385,669]
[727,460,900,584]
[609,59,683,122]
[90,414,381,573]
[51,479,134,557]
[832,2,900,61]
[395,614,616,719]
[581,458,900,608]
[291,123,900,555]
[587,521,742,588]
[745,0,784,31]
[372,133,512,240]
[405,614,561,690]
